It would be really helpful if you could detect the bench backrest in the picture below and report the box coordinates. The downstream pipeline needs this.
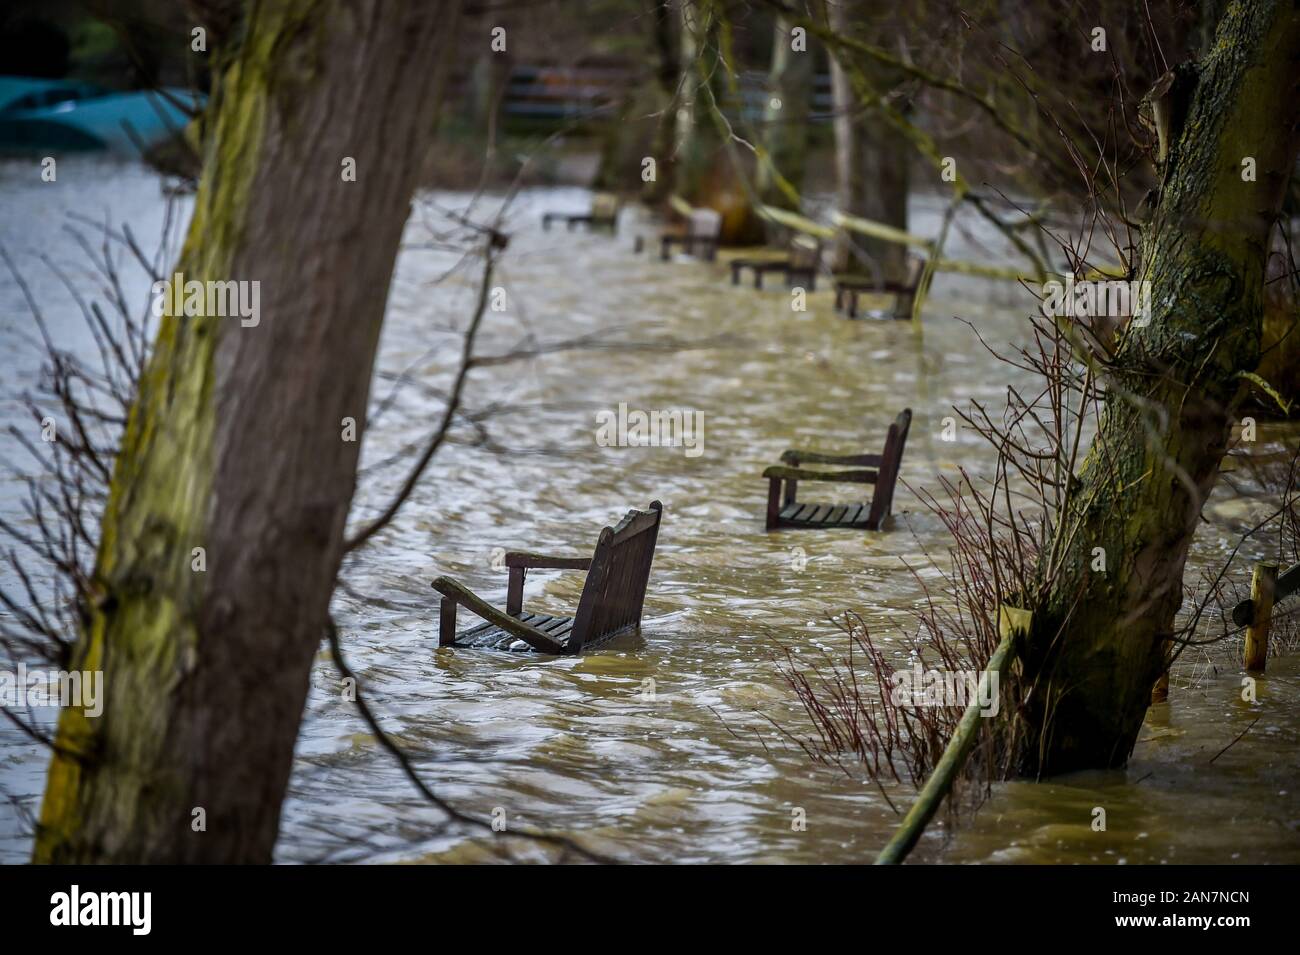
[591,192,620,219]
[790,234,821,270]
[689,208,722,240]
[570,501,663,651]
[866,409,912,528]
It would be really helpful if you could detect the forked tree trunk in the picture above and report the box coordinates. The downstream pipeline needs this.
[35,0,458,863]
[1019,0,1300,775]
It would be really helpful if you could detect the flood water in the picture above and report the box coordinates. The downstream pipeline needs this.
[1,156,1297,864]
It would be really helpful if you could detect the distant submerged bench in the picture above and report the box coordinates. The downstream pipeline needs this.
[834,254,926,320]
[729,233,821,290]
[660,207,722,261]
[433,501,663,653]
[542,191,620,234]
[763,410,911,531]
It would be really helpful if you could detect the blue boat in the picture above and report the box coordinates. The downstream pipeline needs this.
[0,76,203,156]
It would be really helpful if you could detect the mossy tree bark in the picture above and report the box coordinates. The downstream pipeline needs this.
[34,0,458,862]
[1019,0,1300,775]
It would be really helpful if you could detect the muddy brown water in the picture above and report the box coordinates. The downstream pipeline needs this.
[1,158,1296,863]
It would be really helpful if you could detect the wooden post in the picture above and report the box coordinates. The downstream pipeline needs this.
[1244,562,1277,672]
[875,605,1030,865]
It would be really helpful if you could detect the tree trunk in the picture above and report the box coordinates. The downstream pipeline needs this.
[641,0,679,205]
[756,15,813,211]
[673,0,764,244]
[1019,0,1300,776]
[34,0,458,863]
[672,0,705,200]
[825,0,910,279]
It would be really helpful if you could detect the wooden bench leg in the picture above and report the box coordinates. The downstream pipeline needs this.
[507,567,526,616]
[439,598,458,646]
[786,267,811,291]
[731,262,742,285]
[766,477,782,530]
[895,291,916,320]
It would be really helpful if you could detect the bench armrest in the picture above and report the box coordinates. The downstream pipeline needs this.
[503,552,591,570]
[763,465,878,484]
[432,576,566,653]
[781,450,884,467]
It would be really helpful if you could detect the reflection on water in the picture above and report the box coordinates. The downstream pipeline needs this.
[0,157,1296,863]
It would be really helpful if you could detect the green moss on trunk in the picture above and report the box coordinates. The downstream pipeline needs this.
[1019,0,1300,775]
[35,0,459,863]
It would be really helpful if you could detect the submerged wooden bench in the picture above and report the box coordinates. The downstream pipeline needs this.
[660,208,722,261]
[542,191,620,234]
[834,255,925,319]
[763,409,911,531]
[730,234,821,290]
[432,501,663,653]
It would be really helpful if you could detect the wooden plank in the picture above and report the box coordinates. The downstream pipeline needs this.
[763,465,878,484]
[808,504,832,524]
[505,552,591,569]
[827,505,849,525]
[458,613,580,652]
[781,450,884,467]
